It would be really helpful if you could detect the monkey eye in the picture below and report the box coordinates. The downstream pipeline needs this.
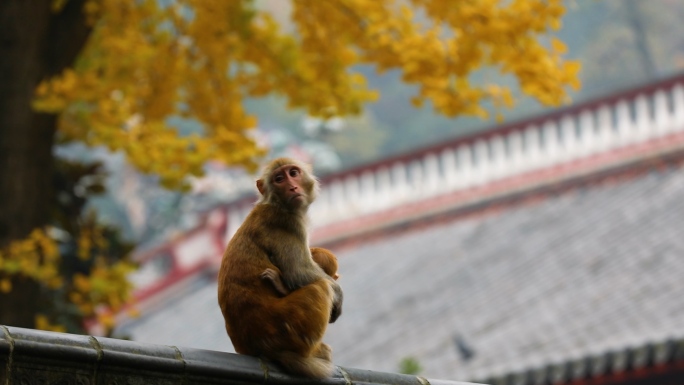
[272,166,300,184]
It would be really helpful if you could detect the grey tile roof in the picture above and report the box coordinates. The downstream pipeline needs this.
[117,165,684,384]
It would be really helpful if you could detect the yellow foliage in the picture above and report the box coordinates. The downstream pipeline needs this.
[98,312,116,330]
[1,226,136,335]
[126,307,141,318]
[0,228,62,286]
[32,0,579,189]
[69,256,137,327]
[0,279,11,293]
[35,314,67,333]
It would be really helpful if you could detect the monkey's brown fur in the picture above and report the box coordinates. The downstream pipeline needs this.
[217,158,343,379]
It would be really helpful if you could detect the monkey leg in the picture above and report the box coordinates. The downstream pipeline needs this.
[269,278,333,353]
[226,278,336,379]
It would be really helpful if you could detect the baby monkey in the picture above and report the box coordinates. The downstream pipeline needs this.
[262,247,339,296]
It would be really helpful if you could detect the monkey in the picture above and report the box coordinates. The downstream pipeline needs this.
[262,247,340,296]
[217,157,343,379]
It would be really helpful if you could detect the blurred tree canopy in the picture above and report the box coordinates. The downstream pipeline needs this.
[0,0,578,333]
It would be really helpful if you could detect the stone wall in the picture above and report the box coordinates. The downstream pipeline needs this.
[0,325,481,385]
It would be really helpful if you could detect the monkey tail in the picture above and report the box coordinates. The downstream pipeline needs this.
[274,351,335,379]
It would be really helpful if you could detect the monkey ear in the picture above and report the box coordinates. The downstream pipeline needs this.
[256,179,265,196]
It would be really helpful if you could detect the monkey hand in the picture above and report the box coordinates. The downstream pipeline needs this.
[261,268,289,296]
[329,280,344,323]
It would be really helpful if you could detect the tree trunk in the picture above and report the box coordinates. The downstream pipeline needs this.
[0,0,91,328]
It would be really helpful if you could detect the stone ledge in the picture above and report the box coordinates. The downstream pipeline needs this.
[0,325,482,385]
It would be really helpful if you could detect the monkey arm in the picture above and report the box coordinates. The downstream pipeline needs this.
[328,278,343,323]
[263,248,339,297]
[248,200,344,322]
[263,248,342,323]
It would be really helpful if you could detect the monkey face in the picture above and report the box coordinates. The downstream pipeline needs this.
[256,158,319,208]
[271,164,310,208]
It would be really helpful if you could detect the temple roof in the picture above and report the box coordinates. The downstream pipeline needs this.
[118,160,684,384]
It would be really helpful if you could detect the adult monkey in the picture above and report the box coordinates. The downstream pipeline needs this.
[218,157,343,379]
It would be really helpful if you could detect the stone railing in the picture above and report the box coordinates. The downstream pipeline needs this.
[220,73,684,237]
[0,325,481,385]
[311,75,684,226]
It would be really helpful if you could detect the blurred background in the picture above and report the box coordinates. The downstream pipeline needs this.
[75,0,684,246]
[2,0,684,384]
